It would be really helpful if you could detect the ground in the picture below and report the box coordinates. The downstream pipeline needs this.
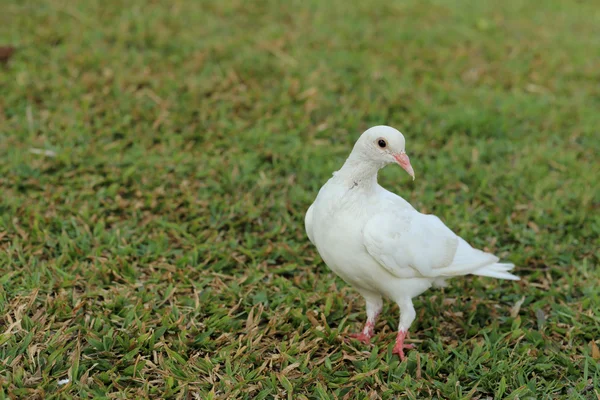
[0,0,599,399]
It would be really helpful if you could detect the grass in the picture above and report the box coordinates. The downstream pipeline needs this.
[1,0,599,398]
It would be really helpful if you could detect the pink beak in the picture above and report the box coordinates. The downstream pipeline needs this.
[394,152,415,180]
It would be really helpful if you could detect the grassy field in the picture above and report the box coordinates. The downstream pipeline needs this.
[1,0,599,398]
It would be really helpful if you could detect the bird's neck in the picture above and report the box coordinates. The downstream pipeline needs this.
[334,154,383,190]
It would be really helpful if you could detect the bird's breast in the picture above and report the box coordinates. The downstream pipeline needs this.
[311,197,383,290]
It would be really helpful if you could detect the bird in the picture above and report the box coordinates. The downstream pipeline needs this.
[304,125,519,360]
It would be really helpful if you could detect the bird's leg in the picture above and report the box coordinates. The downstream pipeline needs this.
[349,295,383,344]
[392,329,415,360]
[392,298,416,360]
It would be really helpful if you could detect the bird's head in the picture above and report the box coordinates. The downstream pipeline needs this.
[352,125,415,180]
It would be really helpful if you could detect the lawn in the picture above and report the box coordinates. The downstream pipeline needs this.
[1,0,599,398]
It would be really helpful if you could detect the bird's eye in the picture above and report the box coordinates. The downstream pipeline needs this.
[377,139,387,148]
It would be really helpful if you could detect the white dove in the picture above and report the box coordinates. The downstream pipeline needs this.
[305,125,519,360]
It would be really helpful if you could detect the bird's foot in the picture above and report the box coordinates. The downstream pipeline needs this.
[347,320,375,345]
[349,331,372,344]
[392,329,415,361]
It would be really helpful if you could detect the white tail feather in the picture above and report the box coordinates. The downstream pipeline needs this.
[473,263,520,281]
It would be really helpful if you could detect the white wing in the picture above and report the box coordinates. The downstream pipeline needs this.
[363,209,500,279]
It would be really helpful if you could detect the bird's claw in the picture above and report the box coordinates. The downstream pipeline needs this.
[392,343,415,360]
[348,332,372,345]
[392,329,415,361]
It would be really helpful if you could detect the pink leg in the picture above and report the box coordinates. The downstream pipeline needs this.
[392,297,417,360]
[348,295,383,345]
[392,329,415,360]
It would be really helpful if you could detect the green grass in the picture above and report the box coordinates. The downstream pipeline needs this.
[1,0,599,398]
